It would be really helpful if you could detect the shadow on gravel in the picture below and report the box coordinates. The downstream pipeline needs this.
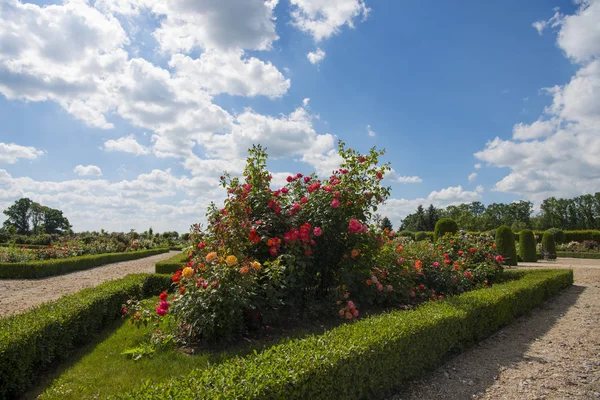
[390,284,585,400]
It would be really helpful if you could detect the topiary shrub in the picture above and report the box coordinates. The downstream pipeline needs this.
[541,231,557,260]
[518,229,537,262]
[398,230,415,240]
[547,228,565,244]
[433,218,458,241]
[414,231,430,242]
[495,225,517,266]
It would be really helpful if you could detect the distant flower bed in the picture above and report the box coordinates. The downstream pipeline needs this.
[0,238,164,263]
[556,240,600,253]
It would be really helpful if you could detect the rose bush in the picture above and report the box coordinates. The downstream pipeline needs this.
[128,143,504,344]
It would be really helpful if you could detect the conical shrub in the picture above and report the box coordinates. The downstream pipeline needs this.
[541,231,557,260]
[518,229,537,262]
[495,225,517,266]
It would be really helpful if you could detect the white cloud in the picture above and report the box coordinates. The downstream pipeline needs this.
[476,1,600,203]
[0,167,223,232]
[290,0,370,42]
[104,135,150,155]
[367,124,375,137]
[556,0,600,63]
[151,0,279,54]
[302,98,311,107]
[532,10,562,35]
[170,50,290,98]
[0,142,45,164]
[512,118,558,140]
[468,172,477,183]
[307,48,326,64]
[74,165,103,177]
[474,163,482,169]
[386,170,422,183]
[380,185,483,227]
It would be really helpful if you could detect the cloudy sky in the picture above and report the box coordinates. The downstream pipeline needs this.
[0,0,599,233]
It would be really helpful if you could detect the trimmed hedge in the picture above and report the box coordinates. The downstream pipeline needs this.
[547,228,565,244]
[155,251,188,274]
[518,229,537,262]
[433,218,458,241]
[496,225,517,266]
[563,230,600,243]
[0,273,173,399]
[556,251,600,259]
[541,231,557,260]
[397,230,415,240]
[115,269,572,400]
[0,248,169,279]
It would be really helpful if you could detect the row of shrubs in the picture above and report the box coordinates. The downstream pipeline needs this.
[0,248,169,279]
[114,269,573,400]
[0,273,172,399]
[400,229,600,244]
[0,243,47,249]
[155,251,188,274]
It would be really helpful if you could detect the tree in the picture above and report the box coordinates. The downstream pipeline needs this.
[425,204,439,231]
[380,217,393,232]
[2,198,33,234]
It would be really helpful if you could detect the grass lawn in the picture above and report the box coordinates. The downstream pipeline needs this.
[31,302,342,400]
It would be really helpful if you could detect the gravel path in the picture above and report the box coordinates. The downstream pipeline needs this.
[393,258,600,400]
[0,251,178,317]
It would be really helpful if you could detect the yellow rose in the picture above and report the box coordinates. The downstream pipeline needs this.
[206,252,218,262]
[182,267,194,279]
[225,255,238,266]
[251,261,261,270]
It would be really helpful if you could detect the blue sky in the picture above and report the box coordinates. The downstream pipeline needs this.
[0,0,599,232]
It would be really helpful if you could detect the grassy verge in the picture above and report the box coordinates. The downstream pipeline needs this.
[34,269,572,400]
[0,273,172,399]
[155,251,188,274]
[0,248,169,279]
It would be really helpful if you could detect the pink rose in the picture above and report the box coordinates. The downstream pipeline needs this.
[156,307,167,316]
[313,227,322,237]
[331,199,340,208]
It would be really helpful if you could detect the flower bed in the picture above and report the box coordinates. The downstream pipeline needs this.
[113,269,572,400]
[0,248,169,279]
[0,273,172,399]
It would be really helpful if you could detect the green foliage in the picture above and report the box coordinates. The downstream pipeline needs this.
[0,273,172,399]
[155,252,189,274]
[414,231,432,241]
[541,231,557,260]
[547,228,565,244]
[398,230,415,239]
[495,226,518,266]
[0,248,169,279]
[518,229,537,262]
[141,274,173,297]
[115,269,572,400]
[433,218,458,241]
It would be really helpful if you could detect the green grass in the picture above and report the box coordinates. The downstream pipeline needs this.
[33,318,202,399]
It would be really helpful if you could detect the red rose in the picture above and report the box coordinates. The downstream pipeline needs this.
[159,291,168,301]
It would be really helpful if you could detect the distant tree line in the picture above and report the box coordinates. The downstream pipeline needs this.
[398,193,600,232]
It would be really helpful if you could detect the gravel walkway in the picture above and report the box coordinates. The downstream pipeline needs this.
[392,258,600,400]
[0,251,178,317]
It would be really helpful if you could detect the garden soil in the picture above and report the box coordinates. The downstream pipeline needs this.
[392,258,600,400]
[0,251,178,317]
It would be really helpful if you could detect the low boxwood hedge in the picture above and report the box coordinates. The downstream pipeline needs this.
[0,273,172,399]
[155,251,188,274]
[0,248,169,279]
[115,269,572,400]
[555,251,600,259]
